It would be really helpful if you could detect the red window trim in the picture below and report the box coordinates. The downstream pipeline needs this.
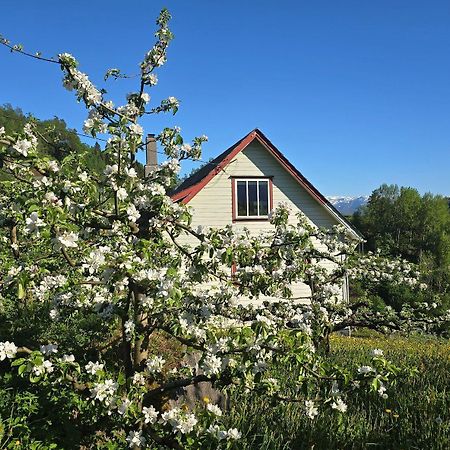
[231,177,274,223]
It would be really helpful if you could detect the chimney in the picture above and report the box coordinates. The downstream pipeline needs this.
[144,133,157,177]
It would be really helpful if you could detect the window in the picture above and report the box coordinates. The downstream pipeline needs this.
[233,178,272,219]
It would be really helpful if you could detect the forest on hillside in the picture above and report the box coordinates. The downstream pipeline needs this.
[0,104,109,177]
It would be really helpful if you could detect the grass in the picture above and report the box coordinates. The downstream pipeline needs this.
[225,333,450,450]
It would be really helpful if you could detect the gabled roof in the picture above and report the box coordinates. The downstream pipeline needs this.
[171,128,363,240]
[170,133,247,198]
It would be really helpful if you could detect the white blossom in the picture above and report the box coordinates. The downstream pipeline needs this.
[207,425,228,441]
[104,164,118,177]
[206,403,222,416]
[85,361,104,375]
[160,408,198,435]
[146,74,158,86]
[140,295,154,309]
[167,96,179,108]
[143,405,159,424]
[47,160,60,172]
[331,398,348,413]
[91,379,117,403]
[227,428,242,440]
[146,355,165,374]
[378,383,388,399]
[126,431,145,448]
[40,344,58,355]
[357,365,374,375]
[33,360,54,376]
[305,400,318,419]
[132,372,146,386]
[59,55,102,106]
[0,341,18,360]
[124,167,137,178]
[201,354,222,376]
[54,231,79,250]
[126,204,141,223]
[7,266,22,278]
[175,413,198,434]
[256,314,275,327]
[83,247,109,274]
[25,212,46,234]
[13,139,33,156]
[129,123,143,136]
[116,187,128,201]
[44,191,62,207]
[83,109,107,134]
[124,320,135,341]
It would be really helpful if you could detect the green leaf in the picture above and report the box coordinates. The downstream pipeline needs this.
[11,358,26,367]
[17,281,26,299]
[29,374,42,383]
[117,372,126,386]
[371,377,381,391]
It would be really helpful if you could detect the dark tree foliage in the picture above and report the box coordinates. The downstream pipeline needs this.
[352,184,450,313]
[1,104,140,176]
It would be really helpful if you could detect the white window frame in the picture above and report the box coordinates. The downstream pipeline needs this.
[234,178,271,219]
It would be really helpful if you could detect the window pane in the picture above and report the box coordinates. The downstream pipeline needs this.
[237,181,247,216]
[258,181,269,215]
[248,181,258,216]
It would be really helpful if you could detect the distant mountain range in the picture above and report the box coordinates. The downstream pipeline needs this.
[327,196,369,215]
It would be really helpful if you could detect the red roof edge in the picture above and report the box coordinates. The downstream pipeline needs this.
[252,130,327,205]
[172,129,258,205]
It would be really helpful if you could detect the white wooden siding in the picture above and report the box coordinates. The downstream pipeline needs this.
[177,140,344,304]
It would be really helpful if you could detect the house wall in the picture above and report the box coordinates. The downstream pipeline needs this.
[177,140,343,305]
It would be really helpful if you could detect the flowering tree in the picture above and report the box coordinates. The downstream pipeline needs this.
[0,9,447,449]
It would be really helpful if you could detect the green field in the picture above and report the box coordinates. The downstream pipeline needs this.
[225,334,450,450]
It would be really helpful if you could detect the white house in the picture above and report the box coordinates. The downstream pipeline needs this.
[147,129,362,304]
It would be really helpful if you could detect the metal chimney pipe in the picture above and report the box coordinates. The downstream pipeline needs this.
[144,133,157,177]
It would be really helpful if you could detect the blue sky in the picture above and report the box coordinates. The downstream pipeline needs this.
[1,0,449,196]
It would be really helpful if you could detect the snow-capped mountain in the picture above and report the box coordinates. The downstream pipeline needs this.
[327,196,369,215]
